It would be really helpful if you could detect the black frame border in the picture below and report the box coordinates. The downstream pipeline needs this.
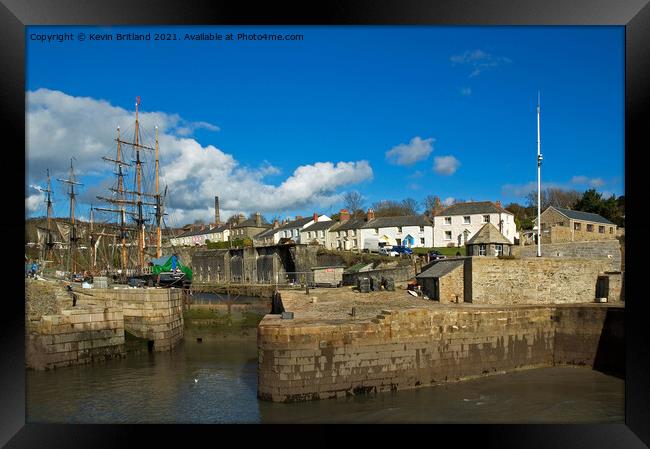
[2,1,648,447]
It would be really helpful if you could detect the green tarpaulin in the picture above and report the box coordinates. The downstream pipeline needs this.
[151,255,193,280]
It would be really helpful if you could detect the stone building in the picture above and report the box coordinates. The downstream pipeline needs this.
[537,206,617,243]
[416,258,465,302]
[230,212,271,240]
[329,209,366,251]
[465,223,513,256]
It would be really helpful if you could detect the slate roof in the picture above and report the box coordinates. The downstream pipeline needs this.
[331,217,367,232]
[254,227,279,239]
[174,224,230,238]
[275,216,315,231]
[466,223,511,245]
[436,201,513,217]
[302,220,336,232]
[360,215,432,229]
[232,217,271,229]
[550,207,615,226]
[416,259,464,278]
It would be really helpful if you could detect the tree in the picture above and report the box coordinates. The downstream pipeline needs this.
[423,195,442,215]
[573,189,624,227]
[401,198,419,215]
[525,187,581,210]
[343,191,364,215]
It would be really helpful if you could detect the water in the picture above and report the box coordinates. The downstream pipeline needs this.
[26,332,624,424]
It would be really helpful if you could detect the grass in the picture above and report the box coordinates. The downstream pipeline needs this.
[412,246,466,256]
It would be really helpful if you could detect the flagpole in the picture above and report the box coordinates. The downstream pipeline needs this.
[537,92,543,257]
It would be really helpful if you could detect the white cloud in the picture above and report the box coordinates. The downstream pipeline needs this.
[433,155,460,175]
[442,197,455,206]
[26,193,44,214]
[26,89,374,225]
[571,175,605,188]
[450,49,512,78]
[385,137,434,166]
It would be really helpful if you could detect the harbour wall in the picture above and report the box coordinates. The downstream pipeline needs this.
[26,304,125,370]
[512,240,621,271]
[257,304,623,402]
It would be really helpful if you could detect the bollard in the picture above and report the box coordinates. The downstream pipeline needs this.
[351,307,356,317]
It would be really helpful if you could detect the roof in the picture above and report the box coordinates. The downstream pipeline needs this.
[436,201,513,217]
[276,216,315,231]
[466,223,511,245]
[360,215,432,229]
[416,259,464,278]
[173,224,230,238]
[150,255,171,266]
[345,262,374,273]
[254,227,279,239]
[331,217,367,232]
[310,265,346,270]
[302,220,336,232]
[550,207,616,226]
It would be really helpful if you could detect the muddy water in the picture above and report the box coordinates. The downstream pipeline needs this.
[27,331,624,424]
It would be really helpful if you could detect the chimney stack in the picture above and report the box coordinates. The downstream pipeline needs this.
[238,213,245,224]
[200,224,205,231]
[367,208,375,221]
[313,212,319,222]
[273,219,279,229]
[255,212,262,227]
[214,196,221,224]
[340,209,350,221]
[496,200,502,208]
[295,215,302,221]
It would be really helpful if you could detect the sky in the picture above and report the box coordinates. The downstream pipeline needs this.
[25,26,624,228]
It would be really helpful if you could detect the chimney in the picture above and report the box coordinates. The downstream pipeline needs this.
[200,224,205,231]
[295,215,302,220]
[496,200,502,209]
[273,219,279,229]
[367,208,375,221]
[313,212,319,222]
[255,212,262,227]
[340,209,350,221]
[214,196,221,224]
[238,213,245,224]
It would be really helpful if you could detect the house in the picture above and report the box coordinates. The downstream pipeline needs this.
[169,223,230,247]
[431,201,516,247]
[359,210,434,249]
[465,223,513,256]
[229,212,271,240]
[536,206,617,243]
[329,209,366,251]
[300,218,338,247]
[254,213,331,246]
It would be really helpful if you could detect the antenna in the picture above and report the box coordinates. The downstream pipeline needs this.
[536,91,543,257]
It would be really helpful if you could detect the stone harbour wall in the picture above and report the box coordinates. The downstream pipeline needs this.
[26,305,125,370]
[257,303,623,402]
[92,288,184,351]
[467,257,612,305]
[512,240,621,271]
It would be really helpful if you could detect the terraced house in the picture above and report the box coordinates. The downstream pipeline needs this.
[359,210,434,249]
[169,223,230,247]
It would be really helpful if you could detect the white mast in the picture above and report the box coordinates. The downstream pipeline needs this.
[536,91,543,257]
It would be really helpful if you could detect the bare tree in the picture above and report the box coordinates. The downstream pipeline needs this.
[401,197,419,215]
[343,191,364,214]
[423,195,443,216]
[526,188,580,210]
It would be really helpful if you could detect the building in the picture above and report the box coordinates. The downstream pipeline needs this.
[169,223,230,247]
[537,206,617,243]
[431,201,516,247]
[416,259,465,302]
[300,218,338,247]
[254,213,331,246]
[359,211,434,249]
[329,209,366,251]
[230,212,271,240]
[465,223,513,256]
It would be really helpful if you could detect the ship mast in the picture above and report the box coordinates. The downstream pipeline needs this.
[37,169,55,262]
[57,159,83,275]
[154,126,162,258]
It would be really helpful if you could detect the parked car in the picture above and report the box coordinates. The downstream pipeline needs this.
[428,250,446,260]
[379,246,398,257]
[392,246,413,256]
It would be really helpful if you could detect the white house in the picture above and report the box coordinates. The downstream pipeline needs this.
[359,211,434,249]
[254,213,331,246]
[169,223,231,247]
[300,218,338,247]
[329,210,366,251]
[431,201,516,247]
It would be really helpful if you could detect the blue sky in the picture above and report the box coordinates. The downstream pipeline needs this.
[25,26,624,227]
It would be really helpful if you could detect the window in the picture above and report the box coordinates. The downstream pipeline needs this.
[483,215,490,223]
[374,228,379,234]
[420,238,425,245]
[463,216,470,224]
[599,226,605,234]
[319,230,324,237]
[495,244,503,256]
[574,222,581,231]
[397,226,402,233]
[444,231,452,240]
[350,230,356,236]
[609,227,614,234]
[478,244,486,256]
[396,238,402,246]
[444,217,452,225]
[587,224,594,232]
[419,226,424,232]
[337,231,341,237]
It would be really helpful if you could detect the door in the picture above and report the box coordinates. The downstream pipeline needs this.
[433,278,440,301]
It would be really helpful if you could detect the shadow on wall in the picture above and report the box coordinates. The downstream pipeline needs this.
[593,307,625,379]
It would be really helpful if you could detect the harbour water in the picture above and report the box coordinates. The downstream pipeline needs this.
[27,330,624,424]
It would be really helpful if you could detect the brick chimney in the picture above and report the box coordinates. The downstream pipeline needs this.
[237,213,245,224]
[214,196,220,224]
[367,208,375,221]
[295,215,302,220]
[255,212,262,227]
[200,224,205,231]
[496,200,502,209]
[340,209,350,221]
[273,219,279,229]
[313,212,319,222]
